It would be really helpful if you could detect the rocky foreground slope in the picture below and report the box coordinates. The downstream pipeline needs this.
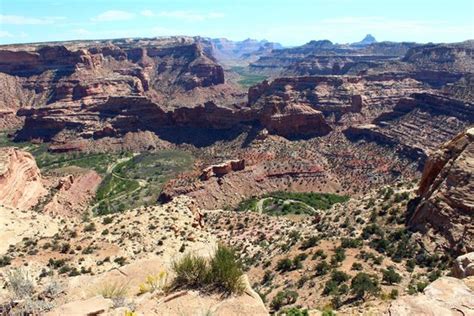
[0,167,267,315]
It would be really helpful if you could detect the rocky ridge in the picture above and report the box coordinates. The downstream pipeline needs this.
[408,128,474,254]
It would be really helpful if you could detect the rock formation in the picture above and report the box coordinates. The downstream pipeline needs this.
[386,277,474,316]
[409,128,474,254]
[0,147,46,209]
[453,252,474,278]
[200,159,245,180]
[43,170,102,217]
[344,93,473,163]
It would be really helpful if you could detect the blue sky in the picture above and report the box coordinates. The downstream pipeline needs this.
[0,0,473,45]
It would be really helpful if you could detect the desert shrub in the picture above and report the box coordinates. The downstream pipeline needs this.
[331,247,346,265]
[300,236,319,250]
[428,269,442,282]
[280,307,309,316]
[297,275,309,288]
[315,260,330,276]
[312,249,327,260]
[6,268,35,299]
[138,271,167,295]
[276,257,293,272]
[322,308,336,316]
[171,244,244,295]
[270,290,298,311]
[389,288,399,299]
[102,216,113,225]
[97,281,128,307]
[83,222,96,232]
[323,270,350,296]
[382,267,402,285]
[114,256,127,266]
[351,262,363,271]
[361,223,384,239]
[261,270,274,285]
[208,245,244,295]
[341,238,362,248]
[350,273,379,300]
[331,270,350,284]
[0,255,12,267]
[172,254,208,289]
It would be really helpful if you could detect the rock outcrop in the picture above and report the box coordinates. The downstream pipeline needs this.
[43,170,102,217]
[200,159,246,180]
[386,277,474,316]
[453,252,474,278]
[408,128,474,254]
[0,147,46,209]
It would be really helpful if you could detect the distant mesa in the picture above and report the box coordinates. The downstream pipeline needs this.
[352,34,377,46]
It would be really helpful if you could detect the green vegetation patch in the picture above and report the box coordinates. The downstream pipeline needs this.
[231,66,268,88]
[236,191,349,216]
[94,150,194,215]
[0,132,123,174]
[266,191,349,210]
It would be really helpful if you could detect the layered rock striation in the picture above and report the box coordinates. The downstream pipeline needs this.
[0,147,46,209]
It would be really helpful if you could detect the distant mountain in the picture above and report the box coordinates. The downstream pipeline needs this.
[351,34,377,47]
[210,38,282,61]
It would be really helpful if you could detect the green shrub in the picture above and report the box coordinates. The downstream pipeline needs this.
[350,272,379,300]
[331,270,350,284]
[322,308,336,316]
[301,236,319,250]
[0,255,12,267]
[208,245,244,295]
[270,290,298,311]
[277,257,293,272]
[172,253,208,289]
[341,238,362,248]
[171,245,244,295]
[389,288,399,299]
[351,262,363,271]
[280,307,309,316]
[331,247,346,265]
[315,260,330,276]
[382,267,402,285]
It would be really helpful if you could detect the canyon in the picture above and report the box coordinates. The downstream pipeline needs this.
[0,34,472,315]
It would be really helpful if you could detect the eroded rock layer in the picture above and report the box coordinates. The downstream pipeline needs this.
[0,147,46,209]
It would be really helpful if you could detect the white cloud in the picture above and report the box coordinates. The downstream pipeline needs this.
[0,31,13,38]
[91,10,135,22]
[157,11,224,22]
[0,14,65,25]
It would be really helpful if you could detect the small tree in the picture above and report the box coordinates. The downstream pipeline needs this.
[315,261,330,276]
[382,267,402,285]
[277,257,293,272]
[350,272,379,300]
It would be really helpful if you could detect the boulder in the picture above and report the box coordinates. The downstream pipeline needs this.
[453,252,474,278]
[386,277,474,316]
[46,296,113,316]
